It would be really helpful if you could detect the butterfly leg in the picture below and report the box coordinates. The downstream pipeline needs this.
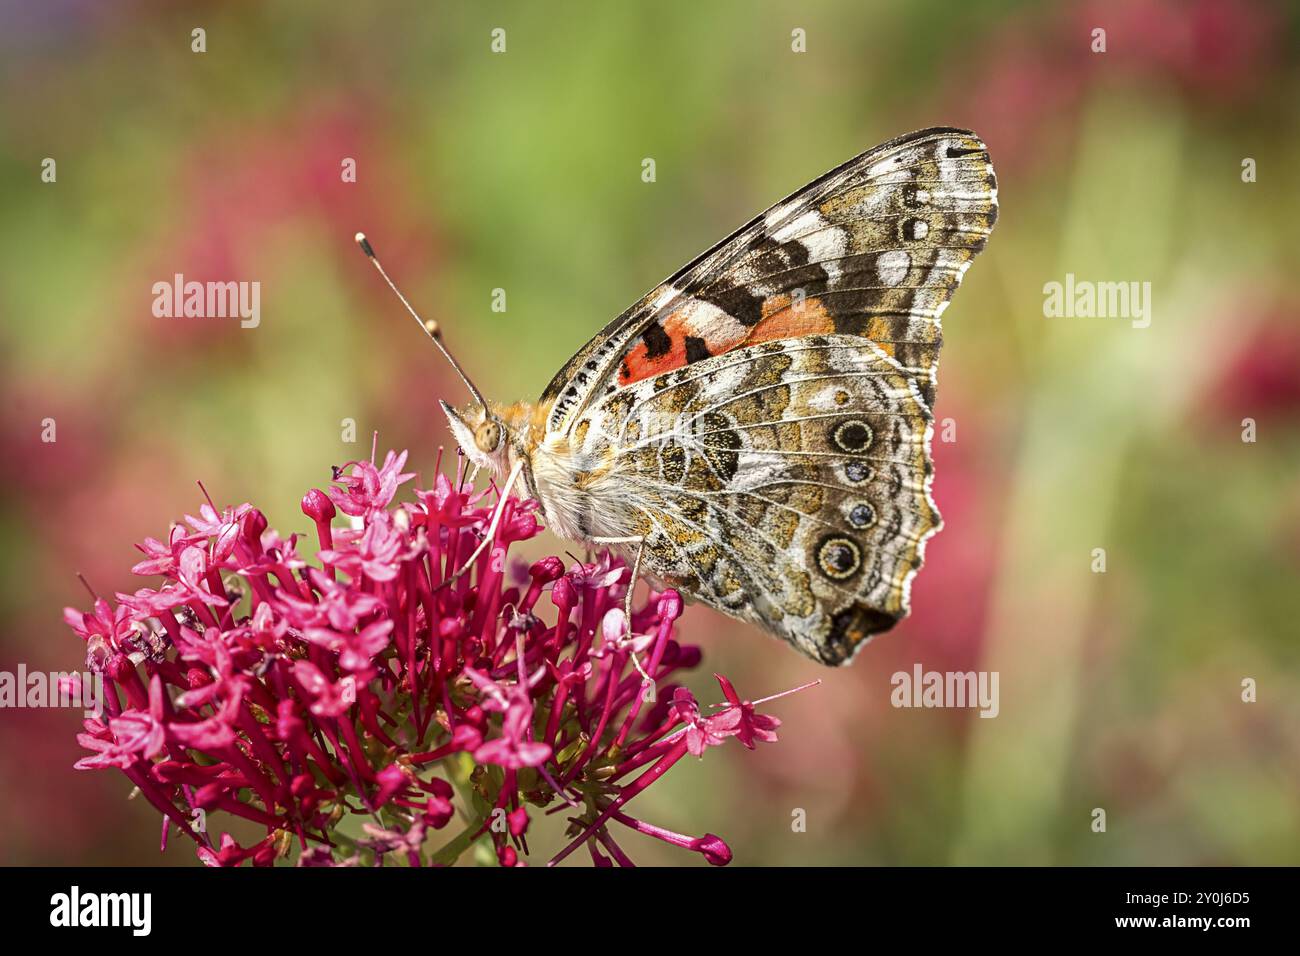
[590,534,653,688]
[437,460,524,591]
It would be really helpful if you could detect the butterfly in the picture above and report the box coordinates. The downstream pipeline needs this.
[358,127,997,666]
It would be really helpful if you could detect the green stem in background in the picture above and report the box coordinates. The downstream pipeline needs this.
[429,751,491,866]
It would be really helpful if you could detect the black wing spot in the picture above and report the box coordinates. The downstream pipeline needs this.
[831,419,873,453]
[848,502,877,529]
[642,321,672,359]
[684,335,711,364]
[816,535,862,581]
[694,280,764,327]
[845,461,872,484]
[821,605,898,664]
[902,217,929,241]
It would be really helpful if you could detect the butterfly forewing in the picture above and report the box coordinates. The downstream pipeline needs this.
[540,126,997,433]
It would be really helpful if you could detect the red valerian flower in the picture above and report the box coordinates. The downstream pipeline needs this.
[64,449,810,866]
[714,673,783,749]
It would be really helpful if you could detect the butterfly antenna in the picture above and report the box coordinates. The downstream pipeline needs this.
[354,232,488,411]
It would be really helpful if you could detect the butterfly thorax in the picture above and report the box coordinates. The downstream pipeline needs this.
[444,398,628,546]
[513,402,634,545]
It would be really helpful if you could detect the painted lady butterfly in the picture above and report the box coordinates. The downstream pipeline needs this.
[359,127,997,666]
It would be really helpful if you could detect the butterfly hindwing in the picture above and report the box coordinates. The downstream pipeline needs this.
[571,334,938,664]
[539,126,998,434]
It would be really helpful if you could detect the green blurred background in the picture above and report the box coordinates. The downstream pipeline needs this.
[1,0,1298,865]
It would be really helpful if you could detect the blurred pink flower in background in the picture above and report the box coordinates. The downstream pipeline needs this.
[1204,302,1300,421]
[943,0,1282,174]
[136,103,443,354]
[0,375,111,501]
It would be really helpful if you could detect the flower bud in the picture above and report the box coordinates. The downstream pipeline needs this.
[550,576,575,609]
[657,589,684,621]
[600,608,628,648]
[696,833,733,866]
[529,555,565,583]
[300,488,336,523]
[675,643,703,670]
[301,488,336,550]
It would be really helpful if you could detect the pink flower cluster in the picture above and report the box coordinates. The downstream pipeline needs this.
[64,449,801,866]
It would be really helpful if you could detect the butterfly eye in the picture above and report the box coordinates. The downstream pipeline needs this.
[474,420,503,453]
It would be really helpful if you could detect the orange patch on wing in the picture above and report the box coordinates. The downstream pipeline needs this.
[864,316,896,357]
[619,295,846,386]
[744,294,836,345]
[618,312,693,385]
